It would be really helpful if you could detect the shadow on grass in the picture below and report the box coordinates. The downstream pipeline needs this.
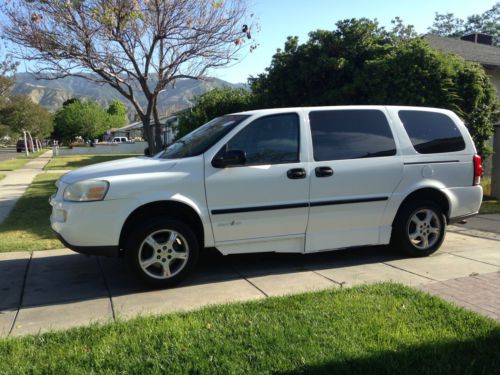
[277,331,500,374]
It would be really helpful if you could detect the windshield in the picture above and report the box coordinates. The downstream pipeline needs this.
[160,115,250,159]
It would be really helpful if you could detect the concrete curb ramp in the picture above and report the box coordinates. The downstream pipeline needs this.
[1,230,499,337]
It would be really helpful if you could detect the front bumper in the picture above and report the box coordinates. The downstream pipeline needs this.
[54,231,119,257]
[50,187,138,255]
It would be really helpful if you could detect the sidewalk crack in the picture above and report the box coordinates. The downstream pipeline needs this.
[381,261,437,281]
[310,270,344,287]
[9,251,33,336]
[447,252,500,268]
[229,264,269,297]
[97,257,116,321]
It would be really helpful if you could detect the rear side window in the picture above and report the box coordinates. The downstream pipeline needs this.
[309,110,396,161]
[398,111,465,154]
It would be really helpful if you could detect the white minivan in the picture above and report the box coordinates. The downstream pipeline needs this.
[50,106,483,287]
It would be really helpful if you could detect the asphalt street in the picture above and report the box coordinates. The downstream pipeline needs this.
[0,147,21,162]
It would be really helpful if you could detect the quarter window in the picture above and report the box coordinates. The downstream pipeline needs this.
[309,110,396,161]
[224,113,300,165]
[398,110,465,154]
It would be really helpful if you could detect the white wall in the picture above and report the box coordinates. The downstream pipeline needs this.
[57,142,148,155]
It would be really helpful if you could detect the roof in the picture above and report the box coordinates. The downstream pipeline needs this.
[424,34,500,68]
[115,115,179,132]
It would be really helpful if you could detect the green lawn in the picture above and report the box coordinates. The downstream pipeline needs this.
[0,174,5,181]
[45,154,139,170]
[480,199,500,214]
[0,150,45,171]
[0,284,499,374]
[479,177,500,213]
[0,173,63,252]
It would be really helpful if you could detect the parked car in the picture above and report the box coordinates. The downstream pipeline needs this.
[112,137,129,143]
[16,139,34,152]
[50,106,483,287]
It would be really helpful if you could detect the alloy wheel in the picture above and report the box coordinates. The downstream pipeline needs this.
[138,229,189,279]
[407,208,441,250]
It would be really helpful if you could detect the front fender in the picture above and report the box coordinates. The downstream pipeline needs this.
[132,192,214,247]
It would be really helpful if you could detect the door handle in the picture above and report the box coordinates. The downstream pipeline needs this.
[315,166,334,177]
[287,168,307,179]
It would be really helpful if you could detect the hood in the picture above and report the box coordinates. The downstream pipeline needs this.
[60,156,177,184]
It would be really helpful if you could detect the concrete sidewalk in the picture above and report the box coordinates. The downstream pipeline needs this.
[1,230,499,337]
[0,151,52,224]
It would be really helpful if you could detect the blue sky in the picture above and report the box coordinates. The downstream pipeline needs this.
[212,0,498,83]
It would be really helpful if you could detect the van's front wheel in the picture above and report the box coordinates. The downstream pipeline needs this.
[392,202,446,257]
[126,218,199,288]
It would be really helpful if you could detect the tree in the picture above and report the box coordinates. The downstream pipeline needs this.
[0,48,18,99]
[106,100,128,128]
[250,18,499,156]
[0,95,53,138]
[428,2,500,45]
[53,100,111,143]
[62,98,81,107]
[107,99,127,118]
[1,0,256,154]
[176,86,254,138]
[0,48,18,108]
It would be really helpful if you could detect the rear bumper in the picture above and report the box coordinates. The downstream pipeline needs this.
[54,231,120,257]
[443,186,483,219]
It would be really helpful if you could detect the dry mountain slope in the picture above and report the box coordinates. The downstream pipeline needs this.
[12,73,244,115]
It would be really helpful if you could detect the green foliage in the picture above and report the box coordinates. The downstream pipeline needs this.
[53,100,128,143]
[0,50,18,97]
[53,100,108,143]
[429,2,500,45]
[0,95,53,138]
[176,87,255,138]
[107,99,127,118]
[62,98,81,107]
[250,18,499,156]
[106,100,128,128]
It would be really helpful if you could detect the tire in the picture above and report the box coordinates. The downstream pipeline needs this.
[125,217,199,288]
[391,201,446,257]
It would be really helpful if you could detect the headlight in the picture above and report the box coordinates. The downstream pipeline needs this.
[63,180,109,202]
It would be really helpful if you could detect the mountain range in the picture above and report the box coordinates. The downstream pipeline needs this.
[11,73,244,118]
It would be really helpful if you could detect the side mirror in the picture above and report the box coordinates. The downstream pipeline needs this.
[212,150,246,168]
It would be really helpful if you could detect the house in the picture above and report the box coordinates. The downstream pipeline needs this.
[424,33,500,101]
[113,114,180,145]
[425,33,500,197]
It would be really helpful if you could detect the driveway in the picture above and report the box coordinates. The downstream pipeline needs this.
[1,223,499,337]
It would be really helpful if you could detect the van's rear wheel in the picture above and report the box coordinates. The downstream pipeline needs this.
[126,218,199,288]
[392,201,446,257]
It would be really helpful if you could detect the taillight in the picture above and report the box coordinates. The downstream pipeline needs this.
[473,154,482,186]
